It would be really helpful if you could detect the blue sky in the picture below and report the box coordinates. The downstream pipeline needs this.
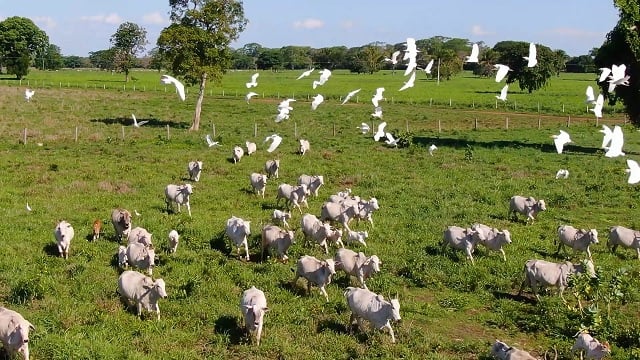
[0,0,620,57]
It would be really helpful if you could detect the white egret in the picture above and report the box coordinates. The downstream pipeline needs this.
[278,98,296,111]
[358,123,370,134]
[524,42,537,67]
[275,107,290,122]
[161,74,186,101]
[384,51,401,65]
[371,107,383,119]
[311,94,324,110]
[626,159,640,184]
[25,89,35,102]
[296,68,315,80]
[373,122,387,141]
[245,92,258,103]
[312,69,332,89]
[385,132,399,147]
[341,88,361,105]
[403,38,418,60]
[600,125,613,149]
[598,67,612,82]
[590,94,604,119]
[424,59,435,74]
[496,84,509,102]
[465,43,479,63]
[399,71,416,91]
[134,210,142,217]
[404,56,418,76]
[585,86,596,104]
[264,134,283,153]
[551,130,572,154]
[494,64,511,82]
[555,169,570,179]
[605,125,625,158]
[428,144,438,156]
[205,134,220,147]
[372,87,385,107]
[26,203,32,212]
[246,73,259,88]
[132,114,148,127]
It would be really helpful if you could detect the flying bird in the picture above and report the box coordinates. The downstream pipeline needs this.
[341,88,361,105]
[496,84,509,102]
[399,71,416,91]
[404,57,418,76]
[26,203,32,212]
[25,89,35,102]
[590,94,604,119]
[605,125,625,158]
[551,130,572,154]
[296,68,315,80]
[312,69,332,89]
[275,107,290,122]
[424,59,435,74]
[555,169,570,179]
[371,107,383,119]
[311,94,324,110]
[598,67,612,83]
[246,73,259,88]
[465,43,479,63]
[372,87,385,107]
[626,159,640,184]
[385,132,399,147]
[161,74,186,101]
[134,210,142,217]
[205,134,220,147]
[264,134,283,153]
[403,38,418,61]
[494,64,511,82]
[524,42,537,67]
[585,86,596,104]
[384,50,401,65]
[600,125,614,149]
[245,92,258,103]
[357,123,370,134]
[373,122,387,142]
[132,113,148,127]
[428,144,438,156]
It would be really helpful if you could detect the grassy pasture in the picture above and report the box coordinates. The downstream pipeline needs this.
[0,72,638,359]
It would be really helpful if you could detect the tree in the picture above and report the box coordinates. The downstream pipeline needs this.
[147,47,167,71]
[157,0,247,131]
[89,49,116,70]
[63,55,84,68]
[256,48,282,70]
[360,44,386,74]
[0,16,49,79]
[566,55,596,73]
[594,0,640,125]
[493,41,556,93]
[41,44,64,70]
[110,22,148,81]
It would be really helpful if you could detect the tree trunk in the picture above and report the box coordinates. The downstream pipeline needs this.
[190,72,207,131]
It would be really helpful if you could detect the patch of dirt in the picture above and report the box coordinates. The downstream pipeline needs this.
[321,150,334,160]
[98,181,134,194]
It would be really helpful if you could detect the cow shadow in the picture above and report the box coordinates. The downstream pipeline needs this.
[492,291,536,306]
[261,202,282,211]
[316,319,349,335]
[531,247,565,260]
[280,279,307,297]
[213,315,244,345]
[89,117,189,128]
[209,231,229,254]
[43,243,60,257]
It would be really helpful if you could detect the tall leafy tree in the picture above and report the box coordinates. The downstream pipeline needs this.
[595,0,640,125]
[493,41,556,93]
[110,22,148,81]
[37,44,64,70]
[0,16,49,79]
[157,0,247,131]
[89,49,116,70]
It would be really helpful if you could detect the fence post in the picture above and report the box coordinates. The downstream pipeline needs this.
[505,117,509,129]
[474,118,478,130]
[495,99,498,109]
[430,98,432,106]
[562,104,565,113]
[254,123,257,137]
[438,119,441,133]
[23,128,27,145]
[294,122,297,138]
[75,126,78,142]
[121,126,125,141]
[406,119,409,132]
[332,123,336,137]
[567,116,571,127]
[449,98,452,107]
[166,125,170,139]
[538,117,541,129]
[472,100,475,109]
[212,123,216,137]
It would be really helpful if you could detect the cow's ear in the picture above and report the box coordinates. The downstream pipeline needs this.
[142,277,154,289]
[262,307,269,312]
[27,321,35,331]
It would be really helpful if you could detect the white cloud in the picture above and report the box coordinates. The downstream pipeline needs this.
[292,18,324,30]
[341,20,354,30]
[80,13,123,25]
[142,12,169,25]
[470,25,494,36]
[33,16,57,30]
[547,27,602,38]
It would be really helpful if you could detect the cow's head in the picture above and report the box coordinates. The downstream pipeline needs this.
[154,279,168,299]
[537,199,547,211]
[389,296,401,322]
[490,340,511,357]
[499,229,512,244]
[245,304,268,330]
[588,229,599,244]
[366,255,382,273]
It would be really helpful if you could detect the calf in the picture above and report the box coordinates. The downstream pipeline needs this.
[92,219,102,241]
[240,286,269,346]
[320,200,360,232]
[490,340,538,360]
[261,225,295,262]
[301,214,342,253]
[344,287,401,343]
[117,245,128,268]
[572,332,610,360]
[297,174,324,198]
[246,141,257,155]
[126,242,156,275]
[117,270,167,320]
[168,230,179,253]
[272,209,291,229]
[508,195,546,224]
[471,223,512,261]
[276,183,309,213]
[334,248,381,290]
[346,230,368,247]
[441,226,480,265]
[250,173,268,198]
[226,216,251,261]
[264,159,280,179]
[127,226,153,247]
[111,208,132,241]
[608,225,640,260]
[292,255,337,302]
[354,198,380,227]
[54,220,74,259]
[232,146,244,163]
[556,225,599,259]
[0,307,35,360]
[187,160,203,182]
[165,183,193,217]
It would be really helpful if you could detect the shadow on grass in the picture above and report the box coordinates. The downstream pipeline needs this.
[317,319,349,335]
[214,315,244,345]
[89,117,190,129]
[43,243,60,257]
[280,279,308,298]
[209,230,229,254]
[492,290,537,306]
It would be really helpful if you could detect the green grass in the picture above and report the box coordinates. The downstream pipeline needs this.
[0,73,638,359]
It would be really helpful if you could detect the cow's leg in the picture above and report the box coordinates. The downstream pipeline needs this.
[499,248,507,262]
[636,248,640,260]
[386,324,396,343]
[186,203,191,217]
[586,247,592,260]
[319,286,329,302]
[244,241,250,261]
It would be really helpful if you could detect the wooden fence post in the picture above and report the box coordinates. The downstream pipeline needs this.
[166,125,170,139]
[505,117,509,129]
[438,119,442,133]
[254,123,257,137]
[474,118,478,130]
[75,126,78,142]
[23,128,27,145]
[121,126,125,141]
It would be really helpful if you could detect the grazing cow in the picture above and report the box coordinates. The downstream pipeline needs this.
[117,270,167,320]
[92,219,102,241]
[261,225,295,262]
[320,201,360,232]
[111,208,132,241]
[334,248,381,290]
[354,198,380,227]
[608,225,640,259]
[240,286,269,346]
[509,196,546,223]
[441,226,481,265]
[187,160,203,182]
[344,287,401,343]
[276,183,309,213]
[471,223,512,261]
[490,340,538,360]
[246,141,257,155]
[292,255,337,302]
[272,209,291,228]
[232,146,244,163]
[168,230,179,253]
[299,139,310,155]
[346,230,368,247]
[297,174,324,198]
[0,307,35,360]
[249,173,268,198]
[126,242,156,275]
[519,259,594,302]
[117,245,128,268]
[54,220,74,259]
[165,183,193,217]
[556,225,599,259]
[571,331,611,360]
[226,216,251,261]
[127,226,153,247]
[264,159,280,179]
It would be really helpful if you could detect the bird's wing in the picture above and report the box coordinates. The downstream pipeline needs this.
[627,160,640,184]
[585,86,595,102]
[598,68,612,82]
[386,132,395,142]
[267,135,282,153]
[377,121,387,134]
[554,138,564,154]
[132,114,137,125]
[529,43,536,59]
[425,59,434,73]
[500,85,509,99]
[206,134,214,146]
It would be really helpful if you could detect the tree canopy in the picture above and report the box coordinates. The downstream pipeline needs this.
[158,0,248,131]
[0,16,49,79]
[110,22,148,81]
[492,41,558,93]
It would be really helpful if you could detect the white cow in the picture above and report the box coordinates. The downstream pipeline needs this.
[471,223,512,261]
[240,286,269,346]
[168,229,179,253]
[441,226,480,265]
[301,213,343,253]
[509,196,546,223]
[572,332,611,360]
[297,174,324,198]
[111,208,132,241]
[272,209,291,228]
[608,225,640,259]
[334,248,381,290]
[117,245,128,268]
[320,200,360,232]
[292,255,337,302]
[344,287,401,343]
[0,307,35,360]
[519,259,594,302]
[490,340,538,360]
[276,183,309,213]
[226,216,251,261]
[249,173,268,198]
[232,146,244,163]
[187,160,203,182]
[556,225,599,259]
[299,139,310,155]
[261,225,295,262]
[246,141,257,155]
[165,183,193,217]
[354,197,380,227]
[127,226,153,247]
[264,159,280,179]
[346,230,368,247]
[54,220,74,259]
[117,270,167,320]
[126,242,156,275]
